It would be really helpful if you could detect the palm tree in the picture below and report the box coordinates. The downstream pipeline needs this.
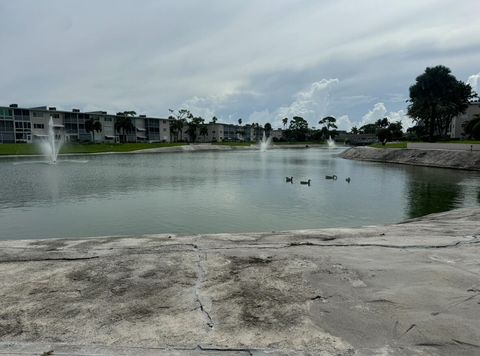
[238,118,242,125]
[211,116,218,124]
[282,117,288,129]
[85,118,102,142]
[199,124,208,142]
[115,111,136,143]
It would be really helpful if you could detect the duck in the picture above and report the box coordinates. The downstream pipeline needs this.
[325,175,338,180]
[300,179,311,186]
[285,176,293,183]
[346,177,351,183]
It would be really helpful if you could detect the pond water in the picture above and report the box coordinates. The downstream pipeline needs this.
[1,148,479,240]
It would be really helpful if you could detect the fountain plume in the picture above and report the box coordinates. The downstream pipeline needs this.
[39,117,63,164]
[327,135,336,148]
[259,131,272,151]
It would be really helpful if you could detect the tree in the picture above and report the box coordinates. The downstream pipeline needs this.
[407,65,476,141]
[115,111,136,143]
[350,126,359,134]
[359,123,377,134]
[388,121,403,140]
[211,116,218,124]
[238,118,242,125]
[377,128,391,145]
[186,116,204,143]
[85,118,102,142]
[287,116,309,141]
[169,109,193,142]
[319,116,338,139]
[264,122,272,137]
[465,114,480,140]
[282,117,288,129]
[199,124,208,142]
[375,117,390,128]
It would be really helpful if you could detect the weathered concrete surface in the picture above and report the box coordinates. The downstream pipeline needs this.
[1,209,479,355]
[340,146,480,171]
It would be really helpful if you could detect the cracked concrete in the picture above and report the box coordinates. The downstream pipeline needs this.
[0,208,479,355]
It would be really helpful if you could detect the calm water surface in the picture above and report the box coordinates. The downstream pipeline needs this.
[1,148,479,239]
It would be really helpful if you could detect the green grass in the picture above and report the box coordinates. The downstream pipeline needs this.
[0,143,186,155]
[445,140,480,144]
[274,141,323,145]
[370,142,407,149]
[212,142,253,146]
[370,140,480,149]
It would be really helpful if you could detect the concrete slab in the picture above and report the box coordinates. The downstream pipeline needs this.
[1,208,479,355]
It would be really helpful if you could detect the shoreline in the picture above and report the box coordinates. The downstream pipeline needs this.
[1,208,479,355]
[340,146,480,171]
[0,143,338,159]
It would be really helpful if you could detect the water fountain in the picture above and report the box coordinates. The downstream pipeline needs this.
[327,135,336,148]
[259,131,272,152]
[39,116,63,164]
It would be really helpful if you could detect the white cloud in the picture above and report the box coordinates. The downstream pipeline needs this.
[358,102,414,131]
[467,73,480,94]
[275,79,340,127]
[335,103,414,132]
[336,115,356,131]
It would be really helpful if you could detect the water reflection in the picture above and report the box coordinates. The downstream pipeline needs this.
[405,167,464,218]
[0,149,479,239]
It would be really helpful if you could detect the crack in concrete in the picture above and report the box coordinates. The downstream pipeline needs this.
[194,248,214,329]
[400,324,417,338]
[286,236,480,250]
[197,345,254,355]
[0,256,100,263]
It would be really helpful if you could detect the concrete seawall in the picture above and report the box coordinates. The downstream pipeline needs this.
[1,208,479,355]
[340,146,480,171]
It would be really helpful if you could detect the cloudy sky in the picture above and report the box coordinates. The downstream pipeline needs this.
[1,0,479,130]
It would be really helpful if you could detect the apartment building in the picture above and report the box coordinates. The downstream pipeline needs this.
[0,104,172,144]
[449,101,480,139]
[0,103,275,145]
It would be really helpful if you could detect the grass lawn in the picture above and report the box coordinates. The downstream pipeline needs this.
[0,143,186,155]
[274,141,324,145]
[370,140,480,149]
[445,140,480,144]
[370,142,408,148]
[212,142,253,147]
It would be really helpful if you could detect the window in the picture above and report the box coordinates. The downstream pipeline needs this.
[52,114,60,118]
[33,112,44,118]
[34,123,45,129]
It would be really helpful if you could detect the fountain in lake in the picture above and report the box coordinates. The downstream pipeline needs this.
[39,117,63,164]
[327,135,336,148]
[259,131,272,151]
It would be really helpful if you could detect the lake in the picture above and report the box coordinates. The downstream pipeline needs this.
[1,147,479,239]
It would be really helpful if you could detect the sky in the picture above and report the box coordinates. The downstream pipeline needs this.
[1,0,479,130]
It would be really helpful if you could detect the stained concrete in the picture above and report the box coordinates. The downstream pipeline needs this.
[0,208,479,355]
[340,146,480,171]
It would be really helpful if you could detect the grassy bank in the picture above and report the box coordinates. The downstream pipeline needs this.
[0,143,186,155]
[212,142,253,147]
[370,140,480,149]
[370,142,408,148]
